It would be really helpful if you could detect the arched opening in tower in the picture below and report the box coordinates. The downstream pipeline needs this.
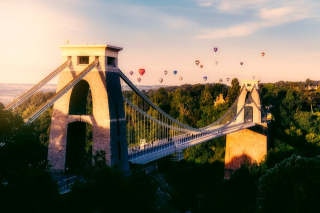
[66,80,93,171]
[65,122,93,171]
[244,106,253,123]
[69,80,92,115]
[245,91,252,104]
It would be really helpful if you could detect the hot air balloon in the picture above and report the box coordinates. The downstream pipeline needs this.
[129,71,133,75]
[219,78,223,83]
[164,70,168,75]
[226,78,230,82]
[195,60,200,65]
[253,76,255,79]
[179,77,183,81]
[261,52,265,57]
[159,78,163,83]
[200,65,203,68]
[215,61,218,65]
[66,40,69,44]
[174,70,177,75]
[137,78,141,82]
[240,62,243,65]
[203,76,207,81]
[214,47,218,52]
[139,69,145,76]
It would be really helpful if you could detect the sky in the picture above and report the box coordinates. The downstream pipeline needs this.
[0,0,320,86]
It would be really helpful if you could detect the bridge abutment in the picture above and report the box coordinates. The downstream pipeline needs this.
[224,125,268,179]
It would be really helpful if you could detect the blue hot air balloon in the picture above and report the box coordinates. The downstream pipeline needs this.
[173,70,177,75]
[203,76,207,81]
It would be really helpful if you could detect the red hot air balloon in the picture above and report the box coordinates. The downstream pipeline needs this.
[137,78,141,82]
[240,62,243,65]
[261,52,265,57]
[200,65,203,68]
[214,47,218,52]
[195,60,200,65]
[130,71,133,75]
[139,69,145,76]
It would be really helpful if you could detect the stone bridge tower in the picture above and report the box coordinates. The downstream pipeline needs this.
[48,45,129,173]
[236,80,261,124]
[225,80,268,179]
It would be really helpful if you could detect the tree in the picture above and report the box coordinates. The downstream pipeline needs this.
[306,78,314,87]
[0,107,60,213]
[227,78,240,104]
[63,151,158,213]
[257,155,320,213]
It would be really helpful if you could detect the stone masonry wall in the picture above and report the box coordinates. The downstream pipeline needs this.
[224,126,267,179]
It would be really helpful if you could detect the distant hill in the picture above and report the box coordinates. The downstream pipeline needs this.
[0,83,171,106]
[0,84,57,106]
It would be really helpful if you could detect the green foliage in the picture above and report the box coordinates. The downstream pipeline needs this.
[184,136,226,163]
[0,106,60,213]
[63,151,158,213]
[257,155,320,213]
[227,78,240,104]
[13,92,54,147]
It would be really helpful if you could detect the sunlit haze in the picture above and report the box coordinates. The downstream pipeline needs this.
[1,0,320,85]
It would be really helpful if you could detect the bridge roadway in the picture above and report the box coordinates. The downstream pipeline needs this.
[129,122,256,164]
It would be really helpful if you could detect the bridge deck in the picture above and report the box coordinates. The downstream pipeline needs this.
[129,122,256,164]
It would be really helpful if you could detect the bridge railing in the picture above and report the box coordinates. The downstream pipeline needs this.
[127,86,260,162]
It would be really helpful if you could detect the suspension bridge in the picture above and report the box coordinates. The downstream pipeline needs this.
[4,45,267,177]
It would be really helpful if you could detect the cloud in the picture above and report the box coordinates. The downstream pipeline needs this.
[196,0,319,39]
[198,0,214,7]
[197,22,261,39]
[98,2,197,30]
[197,0,267,11]
[260,7,294,19]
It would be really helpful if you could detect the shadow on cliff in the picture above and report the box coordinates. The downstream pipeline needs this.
[224,153,254,179]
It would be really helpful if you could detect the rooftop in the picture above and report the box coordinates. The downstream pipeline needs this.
[58,44,123,51]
